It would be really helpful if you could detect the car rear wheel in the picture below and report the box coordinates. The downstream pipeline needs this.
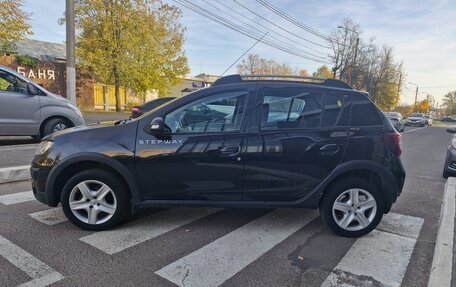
[61,169,130,231]
[320,178,384,237]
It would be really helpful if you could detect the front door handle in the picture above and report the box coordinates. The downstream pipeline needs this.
[219,145,241,157]
[319,144,339,156]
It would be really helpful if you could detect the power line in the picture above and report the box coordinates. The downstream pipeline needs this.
[201,0,328,59]
[213,0,327,56]
[231,0,331,49]
[256,0,330,41]
[221,31,269,76]
[174,0,330,64]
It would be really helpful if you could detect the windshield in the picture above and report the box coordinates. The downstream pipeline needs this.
[131,96,181,122]
[410,113,423,118]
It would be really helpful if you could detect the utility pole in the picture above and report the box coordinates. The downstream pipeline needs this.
[351,37,359,86]
[409,82,419,112]
[66,0,76,104]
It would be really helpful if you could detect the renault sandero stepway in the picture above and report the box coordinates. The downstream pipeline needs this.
[31,74,405,237]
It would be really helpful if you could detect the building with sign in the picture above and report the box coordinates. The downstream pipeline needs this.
[0,39,217,111]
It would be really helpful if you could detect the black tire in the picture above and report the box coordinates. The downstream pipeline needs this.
[43,118,70,137]
[320,178,384,237]
[443,170,450,178]
[61,169,130,231]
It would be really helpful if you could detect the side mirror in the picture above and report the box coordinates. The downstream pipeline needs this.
[27,83,38,95]
[150,117,165,134]
[446,127,456,134]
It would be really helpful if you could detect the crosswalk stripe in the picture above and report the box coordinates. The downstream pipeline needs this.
[321,213,424,287]
[80,207,221,255]
[0,235,63,287]
[29,208,67,226]
[0,191,34,205]
[155,208,319,287]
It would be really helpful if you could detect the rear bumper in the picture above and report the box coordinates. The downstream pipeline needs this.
[396,159,406,196]
[444,147,456,175]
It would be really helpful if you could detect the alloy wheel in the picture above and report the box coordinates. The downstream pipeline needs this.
[68,180,117,225]
[332,188,377,231]
[53,123,67,132]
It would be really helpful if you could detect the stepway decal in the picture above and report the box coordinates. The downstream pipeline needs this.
[139,139,184,145]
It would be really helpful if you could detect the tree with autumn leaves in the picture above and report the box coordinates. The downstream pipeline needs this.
[0,0,32,51]
[73,0,189,111]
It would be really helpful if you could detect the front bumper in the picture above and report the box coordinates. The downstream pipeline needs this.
[406,121,425,126]
[30,163,53,206]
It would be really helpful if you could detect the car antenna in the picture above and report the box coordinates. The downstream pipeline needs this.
[220,31,269,77]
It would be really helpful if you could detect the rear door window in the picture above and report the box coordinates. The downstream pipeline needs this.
[261,89,322,130]
[321,94,344,127]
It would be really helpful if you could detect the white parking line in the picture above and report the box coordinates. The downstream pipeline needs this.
[155,209,319,287]
[401,127,426,134]
[80,207,221,255]
[0,191,34,205]
[29,208,67,226]
[0,235,63,287]
[321,213,424,287]
[427,177,455,287]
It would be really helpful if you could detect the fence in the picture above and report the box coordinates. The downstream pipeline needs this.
[93,83,127,110]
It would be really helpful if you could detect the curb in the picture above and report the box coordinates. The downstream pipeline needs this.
[0,165,31,184]
[428,177,455,287]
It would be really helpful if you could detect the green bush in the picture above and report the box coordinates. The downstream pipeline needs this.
[16,55,39,68]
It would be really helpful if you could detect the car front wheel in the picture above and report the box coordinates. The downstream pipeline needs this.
[320,178,384,237]
[61,169,130,231]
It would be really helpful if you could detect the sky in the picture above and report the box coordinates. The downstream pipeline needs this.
[22,0,456,106]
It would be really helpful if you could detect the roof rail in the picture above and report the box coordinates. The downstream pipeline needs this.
[212,74,352,89]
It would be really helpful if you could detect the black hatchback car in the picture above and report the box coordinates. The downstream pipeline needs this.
[31,74,405,237]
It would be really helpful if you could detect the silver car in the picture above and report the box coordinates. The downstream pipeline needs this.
[0,65,85,139]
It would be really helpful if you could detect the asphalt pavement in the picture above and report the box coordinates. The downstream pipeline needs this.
[0,126,454,286]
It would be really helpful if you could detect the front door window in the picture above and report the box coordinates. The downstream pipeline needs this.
[164,91,246,133]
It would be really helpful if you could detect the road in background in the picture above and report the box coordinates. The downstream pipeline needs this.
[0,112,130,168]
[0,126,453,286]
[0,112,129,147]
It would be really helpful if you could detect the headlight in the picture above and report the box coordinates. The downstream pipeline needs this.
[67,103,83,117]
[36,141,54,155]
[452,139,456,149]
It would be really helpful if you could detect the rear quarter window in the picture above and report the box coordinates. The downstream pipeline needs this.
[350,98,383,126]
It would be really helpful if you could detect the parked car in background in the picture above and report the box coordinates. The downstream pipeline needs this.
[0,65,85,139]
[405,113,426,127]
[383,112,405,132]
[131,97,176,118]
[31,74,405,238]
[424,114,433,126]
[441,117,456,122]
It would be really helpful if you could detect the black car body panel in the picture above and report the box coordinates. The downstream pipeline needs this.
[31,77,405,216]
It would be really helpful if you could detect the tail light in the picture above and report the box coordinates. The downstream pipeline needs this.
[132,107,141,113]
[385,132,402,157]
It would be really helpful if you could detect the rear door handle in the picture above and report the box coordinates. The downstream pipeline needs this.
[319,144,339,155]
[219,145,241,157]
